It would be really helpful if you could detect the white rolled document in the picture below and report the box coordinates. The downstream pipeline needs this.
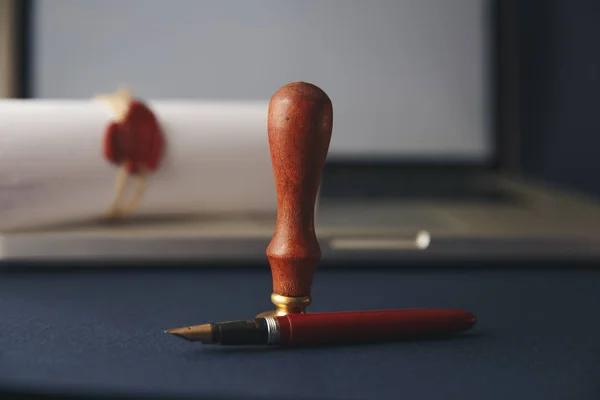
[0,98,276,231]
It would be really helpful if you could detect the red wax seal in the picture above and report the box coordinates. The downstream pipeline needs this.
[103,100,164,175]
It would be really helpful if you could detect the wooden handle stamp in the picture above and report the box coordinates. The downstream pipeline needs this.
[258,82,333,317]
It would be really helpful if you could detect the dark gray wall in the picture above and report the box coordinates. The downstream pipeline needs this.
[519,0,600,197]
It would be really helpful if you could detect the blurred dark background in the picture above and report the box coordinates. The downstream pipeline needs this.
[518,0,600,198]
[8,0,600,198]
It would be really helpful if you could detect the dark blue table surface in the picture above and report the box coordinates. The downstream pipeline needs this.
[0,265,598,400]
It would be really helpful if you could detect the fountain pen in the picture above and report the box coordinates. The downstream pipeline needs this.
[165,308,477,346]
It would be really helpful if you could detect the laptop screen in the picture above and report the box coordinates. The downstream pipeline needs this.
[31,0,493,163]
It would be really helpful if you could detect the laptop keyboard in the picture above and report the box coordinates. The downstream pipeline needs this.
[319,164,517,203]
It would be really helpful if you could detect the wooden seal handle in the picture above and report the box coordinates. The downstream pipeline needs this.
[266,82,333,297]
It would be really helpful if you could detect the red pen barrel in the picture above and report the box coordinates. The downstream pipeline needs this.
[276,309,477,346]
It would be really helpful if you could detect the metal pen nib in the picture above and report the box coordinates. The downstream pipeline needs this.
[165,324,214,343]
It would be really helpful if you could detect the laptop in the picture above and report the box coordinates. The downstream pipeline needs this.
[3,0,600,263]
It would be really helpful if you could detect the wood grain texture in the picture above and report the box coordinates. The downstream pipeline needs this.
[266,82,333,297]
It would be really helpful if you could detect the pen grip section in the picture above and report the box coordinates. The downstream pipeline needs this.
[214,319,269,345]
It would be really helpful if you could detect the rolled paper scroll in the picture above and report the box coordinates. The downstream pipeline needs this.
[0,96,276,231]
